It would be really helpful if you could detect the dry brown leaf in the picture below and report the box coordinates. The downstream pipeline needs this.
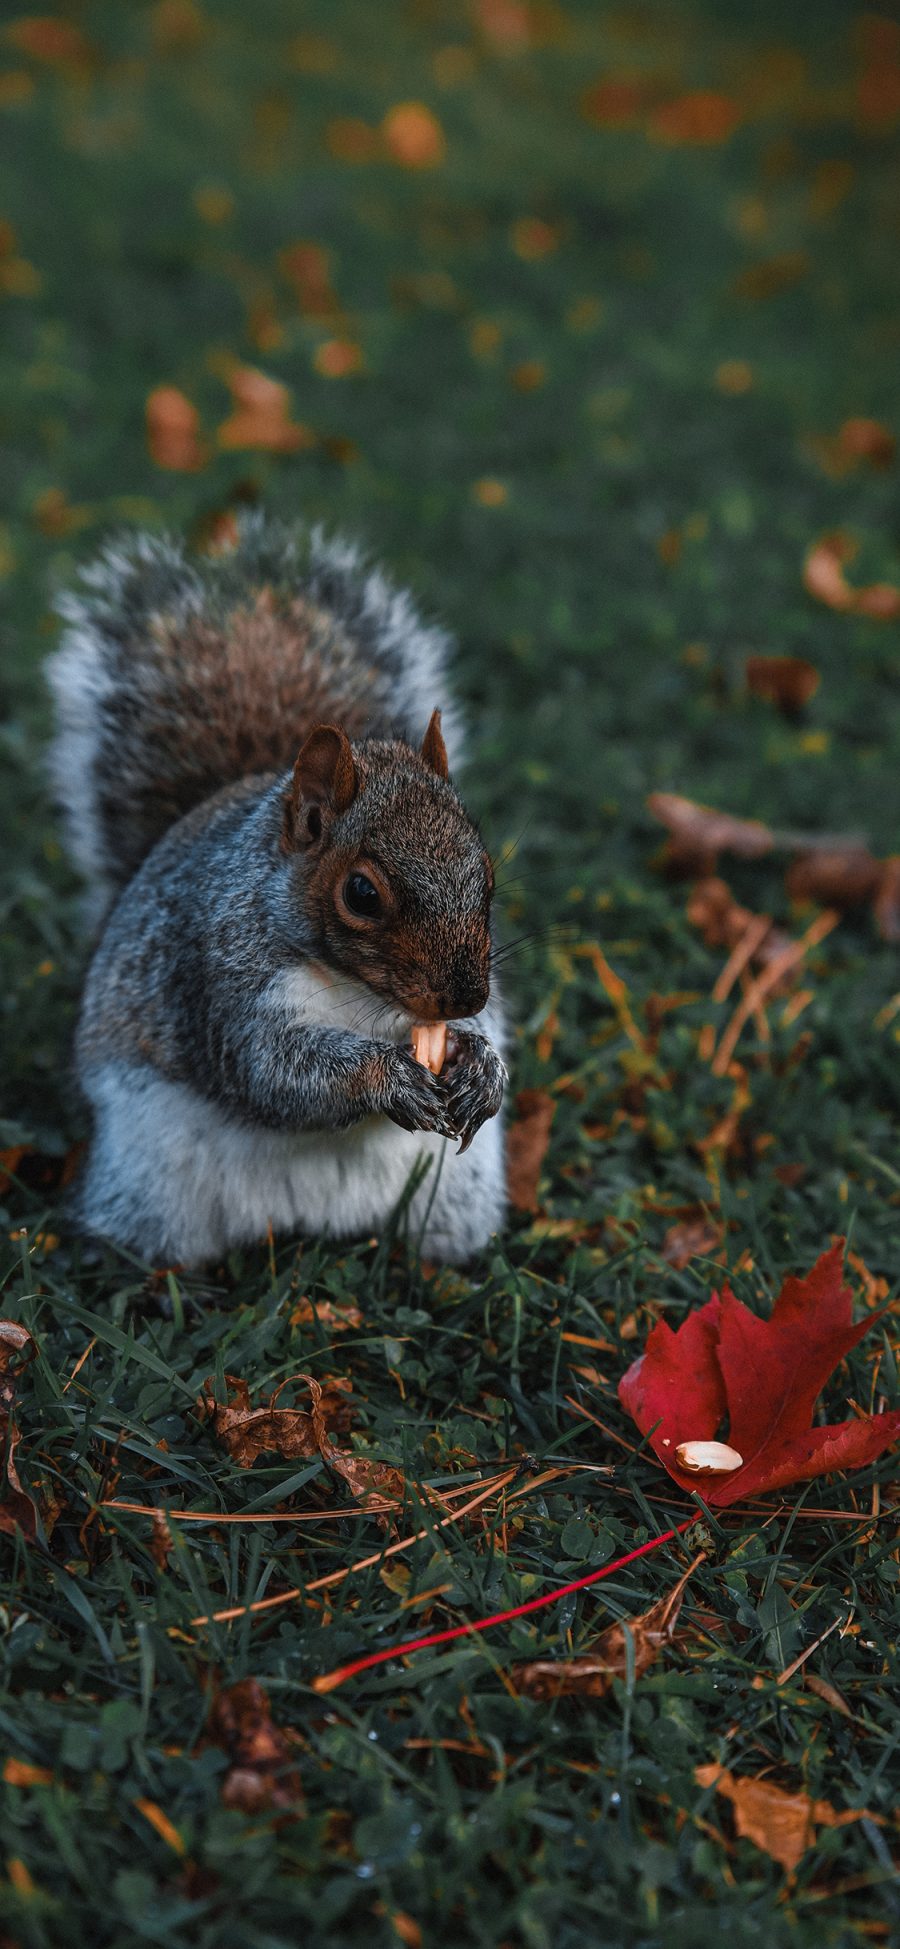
[873,857,900,941]
[289,1295,362,1332]
[809,417,896,477]
[0,1321,39,1543]
[208,1678,303,1814]
[662,1214,724,1269]
[837,417,895,467]
[745,655,820,716]
[787,848,900,940]
[7,16,92,63]
[146,386,206,471]
[196,1371,352,1469]
[695,1763,873,1873]
[217,365,315,453]
[649,91,740,144]
[649,793,774,876]
[581,75,652,128]
[804,532,900,620]
[506,1088,555,1211]
[514,1558,697,1698]
[326,1452,406,1510]
[279,240,339,318]
[787,848,883,912]
[382,102,446,168]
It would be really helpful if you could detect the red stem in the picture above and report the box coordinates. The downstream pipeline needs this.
[313,1518,693,1692]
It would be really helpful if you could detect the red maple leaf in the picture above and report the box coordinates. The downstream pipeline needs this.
[618,1242,900,1506]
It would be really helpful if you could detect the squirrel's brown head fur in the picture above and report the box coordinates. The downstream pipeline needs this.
[281,711,493,1022]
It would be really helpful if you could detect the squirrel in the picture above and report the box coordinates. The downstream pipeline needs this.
[48,515,508,1267]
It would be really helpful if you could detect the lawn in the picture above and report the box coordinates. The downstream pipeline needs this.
[1,2,899,1944]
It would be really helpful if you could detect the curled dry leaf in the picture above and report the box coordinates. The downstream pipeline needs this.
[745,655,819,716]
[208,1678,303,1815]
[146,386,206,471]
[662,1213,724,1269]
[514,1558,697,1699]
[787,848,900,941]
[619,1241,900,1506]
[695,1763,873,1874]
[0,1321,39,1543]
[873,857,900,941]
[506,1088,555,1211]
[787,847,883,912]
[196,1371,353,1469]
[803,532,900,621]
[198,1371,404,1514]
[648,793,773,876]
[217,365,315,453]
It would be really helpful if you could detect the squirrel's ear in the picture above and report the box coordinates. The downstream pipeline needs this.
[421,708,450,781]
[283,724,359,851]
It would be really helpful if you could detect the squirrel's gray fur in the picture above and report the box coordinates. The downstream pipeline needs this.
[49,515,508,1267]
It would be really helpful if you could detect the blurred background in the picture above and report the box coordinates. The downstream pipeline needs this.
[1,0,899,1134]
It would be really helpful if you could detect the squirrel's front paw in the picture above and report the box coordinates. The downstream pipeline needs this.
[378,1046,457,1140]
[441,1030,507,1152]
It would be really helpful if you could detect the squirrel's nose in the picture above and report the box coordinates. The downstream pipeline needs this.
[443,961,489,1018]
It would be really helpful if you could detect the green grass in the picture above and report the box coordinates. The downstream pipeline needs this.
[2,1,900,1944]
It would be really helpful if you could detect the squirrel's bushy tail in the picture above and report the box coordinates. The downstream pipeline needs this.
[48,514,459,925]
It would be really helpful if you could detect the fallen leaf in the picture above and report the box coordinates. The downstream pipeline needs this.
[207,1679,303,1814]
[808,418,895,476]
[217,365,315,453]
[326,1451,406,1510]
[803,532,900,620]
[289,1296,362,1332]
[313,337,363,379]
[511,217,559,260]
[695,1764,872,1873]
[580,75,651,127]
[786,848,900,941]
[787,848,883,911]
[326,117,381,163]
[873,857,900,941]
[0,1321,39,1542]
[7,16,92,64]
[197,1371,353,1468]
[745,655,819,715]
[619,1241,900,1506]
[475,0,533,50]
[506,1089,555,1211]
[146,386,206,471]
[662,1214,724,1269]
[649,91,740,145]
[733,252,808,302]
[279,240,338,318]
[382,102,445,168]
[514,1558,697,1698]
[648,793,774,875]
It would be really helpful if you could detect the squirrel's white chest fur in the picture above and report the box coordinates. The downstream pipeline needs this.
[78,964,504,1265]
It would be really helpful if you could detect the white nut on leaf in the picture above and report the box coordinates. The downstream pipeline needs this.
[675,1440,744,1474]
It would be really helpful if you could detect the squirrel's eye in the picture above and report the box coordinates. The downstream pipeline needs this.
[344,871,381,919]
